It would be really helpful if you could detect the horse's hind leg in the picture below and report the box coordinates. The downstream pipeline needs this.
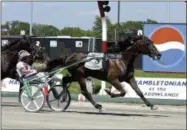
[106,79,126,98]
[127,76,157,110]
[62,75,73,86]
[78,77,103,111]
[63,73,101,109]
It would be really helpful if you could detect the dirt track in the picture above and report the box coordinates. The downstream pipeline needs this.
[1,97,186,129]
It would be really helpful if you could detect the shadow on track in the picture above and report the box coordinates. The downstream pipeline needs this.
[1,103,170,118]
[64,110,169,118]
[2,103,21,107]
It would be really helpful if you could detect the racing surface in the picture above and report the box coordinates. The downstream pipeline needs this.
[1,97,186,129]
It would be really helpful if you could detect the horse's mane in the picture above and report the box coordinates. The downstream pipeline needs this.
[1,39,21,51]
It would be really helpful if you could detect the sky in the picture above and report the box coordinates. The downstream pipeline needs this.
[1,1,186,30]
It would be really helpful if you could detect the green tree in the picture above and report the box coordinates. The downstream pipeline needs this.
[32,24,59,36]
[1,18,158,39]
[1,21,30,35]
[145,19,158,24]
[59,27,86,37]
[114,19,158,38]
[11,21,30,35]
[120,19,158,32]
[1,21,10,35]
[91,15,113,39]
[84,29,95,37]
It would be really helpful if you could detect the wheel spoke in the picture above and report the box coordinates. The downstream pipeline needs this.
[33,100,40,109]
[22,92,28,98]
[48,98,57,103]
[25,101,32,109]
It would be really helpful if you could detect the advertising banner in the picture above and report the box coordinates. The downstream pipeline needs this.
[1,78,20,92]
[1,74,63,93]
[143,24,186,72]
[111,77,186,100]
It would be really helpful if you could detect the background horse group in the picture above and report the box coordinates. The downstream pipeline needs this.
[1,36,49,80]
[1,31,162,112]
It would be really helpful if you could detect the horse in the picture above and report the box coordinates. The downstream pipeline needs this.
[42,33,161,111]
[1,35,50,80]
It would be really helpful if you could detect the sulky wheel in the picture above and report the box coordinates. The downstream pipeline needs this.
[20,85,45,112]
[46,85,71,112]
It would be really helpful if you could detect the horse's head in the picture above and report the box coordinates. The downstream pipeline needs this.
[18,35,33,52]
[19,35,50,63]
[30,41,50,64]
[128,30,162,60]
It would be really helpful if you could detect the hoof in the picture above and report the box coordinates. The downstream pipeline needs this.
[151,105,158,110]
[94,103,102,110]
[99,108,106,113]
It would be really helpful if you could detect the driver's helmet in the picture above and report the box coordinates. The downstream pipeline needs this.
[18,50,31,60]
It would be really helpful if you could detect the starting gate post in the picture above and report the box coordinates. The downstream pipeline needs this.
[97,1,110,95]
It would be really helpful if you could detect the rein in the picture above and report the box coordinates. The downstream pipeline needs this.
[121,41,140,56]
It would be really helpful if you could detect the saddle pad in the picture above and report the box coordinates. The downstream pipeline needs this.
[84,53,104,70]
[87,52,104,58]
[107,54,122,59]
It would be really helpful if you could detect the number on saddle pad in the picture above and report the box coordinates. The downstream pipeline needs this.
[84,53,104,70]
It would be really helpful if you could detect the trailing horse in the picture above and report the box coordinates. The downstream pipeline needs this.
[42,33,161,111]
[1,36,49,80]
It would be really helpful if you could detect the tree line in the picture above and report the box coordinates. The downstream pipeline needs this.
[1,16,158,41]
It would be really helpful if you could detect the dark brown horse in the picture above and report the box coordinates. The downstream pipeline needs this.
[44,34,161,111]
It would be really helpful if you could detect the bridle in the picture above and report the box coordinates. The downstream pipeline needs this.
[30,42,44,61]
[121,36,145,56]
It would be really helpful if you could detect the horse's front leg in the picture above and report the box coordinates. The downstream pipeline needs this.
[127,76,157,110]
[78,77,103,111]
[105,79,126,98]
[105,62,127,98]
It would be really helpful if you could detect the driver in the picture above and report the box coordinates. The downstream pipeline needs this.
[16,50,45,102]
[16,50,37,78]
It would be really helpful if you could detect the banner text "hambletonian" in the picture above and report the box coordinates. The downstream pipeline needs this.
[136,80,186,87]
